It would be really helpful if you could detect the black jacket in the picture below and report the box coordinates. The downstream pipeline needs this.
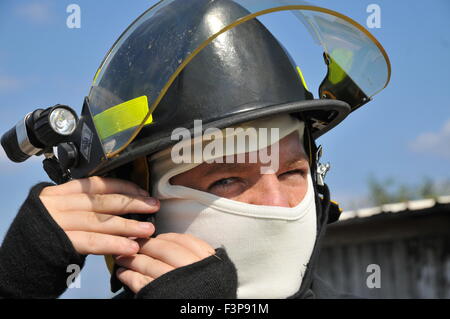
[0,182,355,299]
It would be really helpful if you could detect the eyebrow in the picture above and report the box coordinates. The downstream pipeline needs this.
[201,161,253,177]
[285,157,309,169]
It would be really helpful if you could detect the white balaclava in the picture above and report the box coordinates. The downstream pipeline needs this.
[148,114,317,299]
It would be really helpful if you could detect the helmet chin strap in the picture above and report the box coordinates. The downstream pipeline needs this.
[292,119,344,297]
[302,117,339,223]
[293,181,332,298]
[105,156,153,293]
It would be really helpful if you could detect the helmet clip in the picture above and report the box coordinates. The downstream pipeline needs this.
[316,145,331,186]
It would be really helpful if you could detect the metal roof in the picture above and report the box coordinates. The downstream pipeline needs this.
[339,195,450,221]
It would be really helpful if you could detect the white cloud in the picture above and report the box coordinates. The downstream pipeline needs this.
[15,2,52,24]
[410,119,450,159]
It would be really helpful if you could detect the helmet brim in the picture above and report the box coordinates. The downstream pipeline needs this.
[92,98,350,177]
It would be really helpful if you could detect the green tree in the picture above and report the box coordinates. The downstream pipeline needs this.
[367,176,450,206]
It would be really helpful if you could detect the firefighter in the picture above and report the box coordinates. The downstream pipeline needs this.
[0,0,390,298]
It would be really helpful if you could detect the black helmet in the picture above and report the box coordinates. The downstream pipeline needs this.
[67,0,390,180]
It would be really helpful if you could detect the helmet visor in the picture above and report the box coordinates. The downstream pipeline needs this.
[88,0,390,157]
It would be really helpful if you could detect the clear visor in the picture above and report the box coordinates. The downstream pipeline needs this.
[88,0,391,157]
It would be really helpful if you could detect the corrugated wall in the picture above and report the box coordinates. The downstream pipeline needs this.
[316,207,450,299]
[317,236,450,298]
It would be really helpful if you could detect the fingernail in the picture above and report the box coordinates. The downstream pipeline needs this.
[139,189,149,196]
[144,197,158,206]
[139,222,153,230]
[129,241,139,251]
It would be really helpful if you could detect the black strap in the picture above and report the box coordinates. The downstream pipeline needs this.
[42,157,70,184]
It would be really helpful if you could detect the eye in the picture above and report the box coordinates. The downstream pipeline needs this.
[208,177,239,190]
[278,169,308,188]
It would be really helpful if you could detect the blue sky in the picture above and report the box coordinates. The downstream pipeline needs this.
[0,0,449,298]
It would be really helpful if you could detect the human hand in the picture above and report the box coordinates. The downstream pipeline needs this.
[115,233,215,293]
[39,176,159,256]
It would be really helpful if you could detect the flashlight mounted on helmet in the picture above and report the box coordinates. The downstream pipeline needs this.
[1,105,78,162]
[1,105,80,182]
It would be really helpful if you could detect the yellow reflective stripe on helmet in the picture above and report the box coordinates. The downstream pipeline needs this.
[296,66,309,91]
[92,67,102,85]
[93,95,153,141]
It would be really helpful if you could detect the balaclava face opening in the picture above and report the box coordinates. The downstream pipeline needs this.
[148,114,317,298]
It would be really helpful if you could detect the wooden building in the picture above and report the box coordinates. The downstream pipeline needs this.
[317,196,450,298]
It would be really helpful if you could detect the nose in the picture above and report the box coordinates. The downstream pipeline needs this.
[247,173,291,207]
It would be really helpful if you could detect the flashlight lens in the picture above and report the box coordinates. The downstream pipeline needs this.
[49,108,77,135]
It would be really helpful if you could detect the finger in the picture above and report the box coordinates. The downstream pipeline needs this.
[41,176,149,197]
[66,231,140,256]
[137,237,200,268]
[115,254,174,279]
[55,211,155,238]
[156,233,215,259]
[45,193,159,214]
[116,268,153,294]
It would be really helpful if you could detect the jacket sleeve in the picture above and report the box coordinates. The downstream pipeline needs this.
[0,182,86,298]
[131,247,238,299]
